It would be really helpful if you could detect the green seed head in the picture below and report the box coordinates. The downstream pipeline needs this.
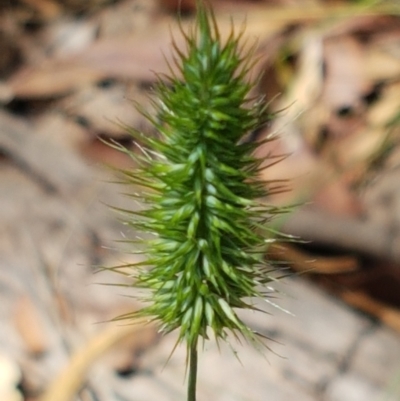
[112,1,284,351]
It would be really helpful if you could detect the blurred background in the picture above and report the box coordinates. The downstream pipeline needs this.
[1,0,400,400]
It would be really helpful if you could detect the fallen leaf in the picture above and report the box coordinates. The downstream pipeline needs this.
[14,296,48,356]
[322,36,369,113]
[5,6,299,99]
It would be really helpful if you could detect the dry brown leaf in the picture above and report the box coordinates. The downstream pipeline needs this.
[13,296,49,356]
[342,291,400,333]
[5,5,299,100]
[160,0,196,12]
[7,63,105,99]
[20,0,62,20]
[312,176,363,216]
[43,19,98,58]
[324,112,366,140]
[322,36,369,113]
[58,84,150,138]
[96,0,158,39]
[5,17,180,99]
[367,83,400,127]
[363,45,400,82]
[268,242,360,274]
[256,32,324,204]
[0,110,92,194]
[325,14,400,38]
[31,112,89,156]
[336,127,387,168]
[160,0,273,14]
[0,81,14,103]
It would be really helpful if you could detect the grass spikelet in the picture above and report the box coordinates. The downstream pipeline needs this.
[109,1,289,399]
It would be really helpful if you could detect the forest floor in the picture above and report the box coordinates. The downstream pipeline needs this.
[0,1,400,400]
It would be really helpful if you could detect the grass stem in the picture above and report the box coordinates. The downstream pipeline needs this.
[188,340,198,401]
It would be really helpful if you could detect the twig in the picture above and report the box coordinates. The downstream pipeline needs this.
[39,321,149,401]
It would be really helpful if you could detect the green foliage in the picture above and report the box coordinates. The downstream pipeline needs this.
[110,2,285,352]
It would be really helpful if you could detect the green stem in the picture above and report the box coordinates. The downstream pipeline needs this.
[188,340,198,401]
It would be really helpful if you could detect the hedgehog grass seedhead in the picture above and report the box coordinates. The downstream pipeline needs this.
[112,1,283,354]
